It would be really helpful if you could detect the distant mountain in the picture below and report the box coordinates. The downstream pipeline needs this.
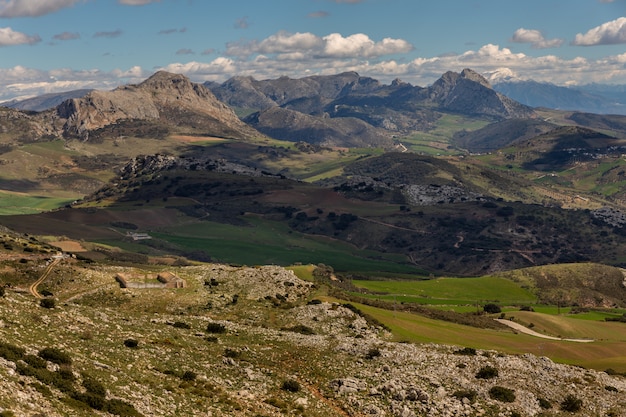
[3,89,92,112]
[452,118,557,153]
[493,80,626,115]
[243,106,394,148]
[209,68,535,144]
[56,71,259,140]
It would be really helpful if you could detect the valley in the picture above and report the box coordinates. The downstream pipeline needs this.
[1,69,626,416]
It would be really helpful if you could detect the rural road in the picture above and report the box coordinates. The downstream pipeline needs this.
[29,257,61,299]
[496,319,594,343]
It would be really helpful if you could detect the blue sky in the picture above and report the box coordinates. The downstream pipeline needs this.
[0,0,625,102]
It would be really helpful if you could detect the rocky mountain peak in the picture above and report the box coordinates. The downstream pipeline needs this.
[460,68,492,88]
[57,71,258,140]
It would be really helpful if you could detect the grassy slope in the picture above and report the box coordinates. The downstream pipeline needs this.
[354,302,626,372]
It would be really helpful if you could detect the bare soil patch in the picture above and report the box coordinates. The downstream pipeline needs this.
[50,240,87,252]
[171,135,227,143]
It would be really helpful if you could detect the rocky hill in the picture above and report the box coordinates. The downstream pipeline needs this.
[0,257,624,417]
[243,106,394,148]
[57,71,258,140]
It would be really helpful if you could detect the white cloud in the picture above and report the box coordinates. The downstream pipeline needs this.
[0,27,40,46]
[5,34,626,103]
[0,65,148,102]
[572,17,626,46]
[511,28,564,49]
[226,31,412,60]
[0,0,82,18]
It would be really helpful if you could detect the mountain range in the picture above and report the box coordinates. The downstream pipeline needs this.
[2,69,626,276]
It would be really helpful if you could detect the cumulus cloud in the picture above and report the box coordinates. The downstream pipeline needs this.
[53,31,80,41]
[0,65,148,102]
[0,0,82,18]
[226,31,412,59]
[572,17,626,46]
[0,27,40,46]
[510,28,564,49]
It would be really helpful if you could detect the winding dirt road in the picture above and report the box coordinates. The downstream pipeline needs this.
[29,258,61,299]
[496,319,594,343]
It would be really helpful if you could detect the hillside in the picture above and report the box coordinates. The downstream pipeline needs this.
[0,250,625,416]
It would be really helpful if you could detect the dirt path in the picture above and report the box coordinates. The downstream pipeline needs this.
[496,319,594,343]
[29,258,61,299]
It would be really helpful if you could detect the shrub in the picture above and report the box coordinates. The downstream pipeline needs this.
[538,397,552,409]
[223,348,240,359]
[452,389,477,403]
[40,298,56,309]
[483,303,502,314]
[172,321,191,329]
[23,354,47,369]
[105,399,143,417]
[38,347,72,365]
[123,339,139,348]
[281,379,300,393]
[82,374,107,397]
[560,394,583,412]
[365,348,381,360]
[206,322,227,334]
[454,347,477,356]
[181,370,197,381]
[281,324,315,335]
[476,365,499,379]
[0,286,5,297]
[489,386,515,403]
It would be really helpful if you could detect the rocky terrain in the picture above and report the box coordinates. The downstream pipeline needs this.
[0,259,624,416]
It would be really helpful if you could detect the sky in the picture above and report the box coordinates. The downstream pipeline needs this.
[0,0,625,102]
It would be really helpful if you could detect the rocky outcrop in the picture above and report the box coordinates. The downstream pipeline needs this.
[59,71,259,140]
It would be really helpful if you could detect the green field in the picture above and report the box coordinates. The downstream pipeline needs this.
[0,192,76,215]
[353,276,538,306]
[152,217,424,274]
[351,301,626,371]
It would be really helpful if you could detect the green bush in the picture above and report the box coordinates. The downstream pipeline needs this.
[281,324,315,335]
[476,365,499,379]
[181,371,197,381]
[206,322,227,334]
[281,379,300,393]
[40,298,56,309]
[123,339,139,348]
[38,347,72,365]
[489,386,515,403]
[365,348,381,360]
[82,374,107,397]
[105,399,144,417]
[24,354,48,369]
[560,394,583,412]
[172,321,191,329]
[483,303,502,314]
[454,347,477,356]
[538,397,552,409]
